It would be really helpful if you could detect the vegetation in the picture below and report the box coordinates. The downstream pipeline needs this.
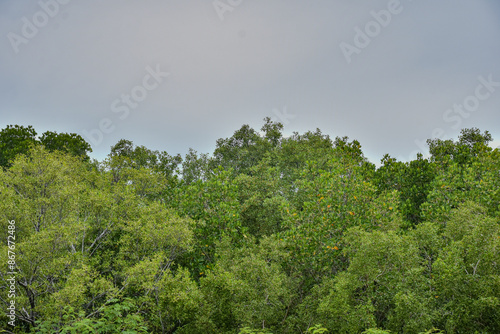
[0,121,499,333]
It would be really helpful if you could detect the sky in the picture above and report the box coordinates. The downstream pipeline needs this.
[1,0,500,165]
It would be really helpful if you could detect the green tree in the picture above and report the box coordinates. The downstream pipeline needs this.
[39,131,92,161]
[195,237,292,334]
[33,298,149,333]
[173,168,245,277]
[234,158,287,238]
[432,202,500,333]
[373,154,405,194]
[421,148,500,224]
[0,125,37,168]
[315,227,432,333]
[0,125,93,168]
[374,154,436,227]
[109,139,182,178]
[427,128,492,165]
[0,147,91,329]
[0,145,197,332]
[212,124,265,175]
[276,129,333,197]
[212,118,284,176]
[181,148,212,185]
[280,154,400,286]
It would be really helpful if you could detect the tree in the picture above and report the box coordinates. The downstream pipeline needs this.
[1,123,498,333]
[279,153,400,292]
[181,148,212,185]
[333,135,365,162]
[196,237,293,333]
[260,116,284,147]
[373,154,436,228]
[315,226,429,333]
[212,124,266,175]
[373,154,404,194]
[398,154,436,227]
[211,118,284,176]
[39,131,92,161]
[432,202,500,332]
[173,168,245,278]
[421,149,500,224]
[0,145,196,332]
[33,298,149,333]
[0,125,37,168]
[277,129,333,183]
[427,128,493,165]
[0,125,94,169]
[234,158,287,238]
[108,139,182,178]
[0,147,89,329]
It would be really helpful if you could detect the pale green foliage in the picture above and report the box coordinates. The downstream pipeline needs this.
[43,264,116,321]
[197,237,292,333]
[306,324,329,333]
[0,146,196,331]
[432,202,500,332]
[316,227,432,333]
[362,329,391,334]
[124,260,202,333]
[309,201,499,333]
[239,327,274,334]
[0,146,85,235]
[33,299,148,333]
[0,147,89,326]
[118,202,193,264]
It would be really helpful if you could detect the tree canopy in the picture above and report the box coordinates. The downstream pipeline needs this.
[1,120,499,333]
[0,125,92,168]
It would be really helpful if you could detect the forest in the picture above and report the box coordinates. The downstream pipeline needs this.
[0,120,499,333]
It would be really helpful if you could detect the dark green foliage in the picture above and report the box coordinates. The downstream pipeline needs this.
[234,160,286,238]
[0,125,37,167]
[40,131,92,161]
[109,138,182,178]
[0,125,92,168]
[374,153,437,227]
[398,154,436,226]
[212,124,267,175]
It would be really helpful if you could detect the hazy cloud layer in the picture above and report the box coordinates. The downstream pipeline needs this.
[1,0,499,163]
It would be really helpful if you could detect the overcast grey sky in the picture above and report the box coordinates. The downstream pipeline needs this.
[1,0,500,164]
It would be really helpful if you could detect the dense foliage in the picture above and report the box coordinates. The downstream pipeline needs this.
[0,122,499,333]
